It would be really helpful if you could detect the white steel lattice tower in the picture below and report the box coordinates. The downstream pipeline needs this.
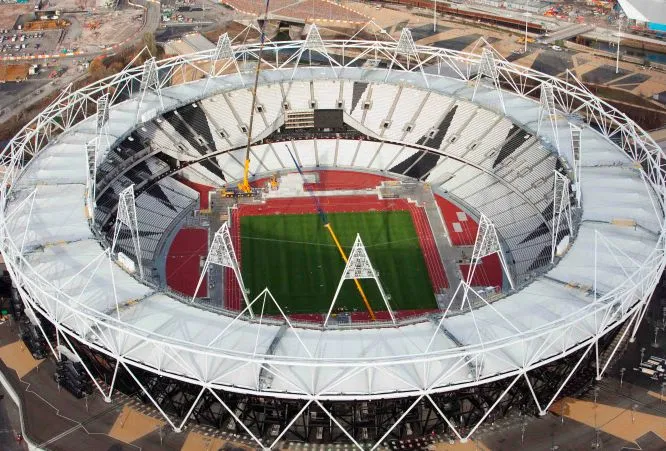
[570,124,582,207]
[291,24,339,78]
[96,93,110,135]
[303,23,326,53]
[467,214,514,290]
[386,28,428,85]
[325,234,395,326]
[551,171,573,263]
[472,48,505,112]
[192,222,254,317]
[213,33,234,61]
[537,82,560,153]
[395,27,417,57]
[85,138,99,220]
[137,57,163,118]
[204,32,242,93]
[112,185,143,278]
[86,94,110,221]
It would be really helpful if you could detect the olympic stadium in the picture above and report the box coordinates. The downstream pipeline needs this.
[1,25,665,448]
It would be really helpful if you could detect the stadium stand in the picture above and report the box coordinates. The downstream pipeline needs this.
[97,80,560,285]
[111,178,199,277]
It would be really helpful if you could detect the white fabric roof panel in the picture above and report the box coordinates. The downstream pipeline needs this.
[24,239,153,318]
[5,184,91,251]
[16,142,87,187]
[617,0,666,24]
[581,166,661,233]
[548,222,655,294]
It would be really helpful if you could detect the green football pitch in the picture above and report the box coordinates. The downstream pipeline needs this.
[239,211,437,315]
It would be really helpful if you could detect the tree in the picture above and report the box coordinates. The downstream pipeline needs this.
[142,32,158,59]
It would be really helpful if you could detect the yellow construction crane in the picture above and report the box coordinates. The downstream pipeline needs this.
[238,1,272,194]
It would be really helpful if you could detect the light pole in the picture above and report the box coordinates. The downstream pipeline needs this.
[620,367,626,387]
[653,325,660,347]
[524,12,530,54]
[433,0,437,32]
[615,17,622,74]
[593,427,601,449]
[640,347,646,363]
[631,403,638,423]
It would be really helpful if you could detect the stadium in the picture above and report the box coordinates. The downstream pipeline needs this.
[1,24,665,448]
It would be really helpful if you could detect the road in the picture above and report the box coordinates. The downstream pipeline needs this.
[0,0,161,126]
[0,390,26,451]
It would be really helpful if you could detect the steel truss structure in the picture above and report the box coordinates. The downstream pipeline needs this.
[325,234,396,327]
[192,222,253,316]
[1,30,665,449]
[32,312,616,446]
[551,172,573,263]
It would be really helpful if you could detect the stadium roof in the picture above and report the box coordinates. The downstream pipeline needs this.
[2,35,664,445]
[4,62,659,398]
[617,0,666,24]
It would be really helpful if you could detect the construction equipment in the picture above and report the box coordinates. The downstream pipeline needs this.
[238,0,272,194]
[85,20,100,30]
[269,173,279,190]
[284,144,377,321]
[23,19,69,31]
[220,186,258,198]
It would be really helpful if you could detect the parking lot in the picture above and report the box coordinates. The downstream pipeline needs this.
[0,28,62,58]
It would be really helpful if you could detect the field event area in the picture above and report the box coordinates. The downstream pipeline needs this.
[239,210,437,317]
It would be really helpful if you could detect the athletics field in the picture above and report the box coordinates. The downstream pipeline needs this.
[239,211,438,315]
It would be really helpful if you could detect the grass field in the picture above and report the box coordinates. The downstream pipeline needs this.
[240,211,437,315]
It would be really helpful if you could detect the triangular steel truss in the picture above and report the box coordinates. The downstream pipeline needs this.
[570,124,582,207]
[137,57,163,119]
[213,32,234,60]
[289,24,339,79]
[303,23,326,53]
[204,33,243,93]
[467,214,514,290]
[395,27,417,57]
[472,48,505,113]
[85,138,99,220]
[537,82,560,154]
[192,222,254,317]
[87,94,111,221]
[324,234,395,326]
[551,172,573,263]
[96,93,109,135]
[385,28,428,86]
[111,185,143,279]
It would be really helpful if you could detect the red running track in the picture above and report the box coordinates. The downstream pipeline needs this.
[460,253,503,291]
[226,195,449,313]
[434,195,479,246]
[165,228,208,297]
[303,169,392,191]
[176,177,215,210]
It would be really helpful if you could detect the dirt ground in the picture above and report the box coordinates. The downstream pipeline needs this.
[0,4,32,29]
[60,9,144,51]
[47,0,99,11]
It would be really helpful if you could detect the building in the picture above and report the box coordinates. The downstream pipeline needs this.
[617,0,666,32]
